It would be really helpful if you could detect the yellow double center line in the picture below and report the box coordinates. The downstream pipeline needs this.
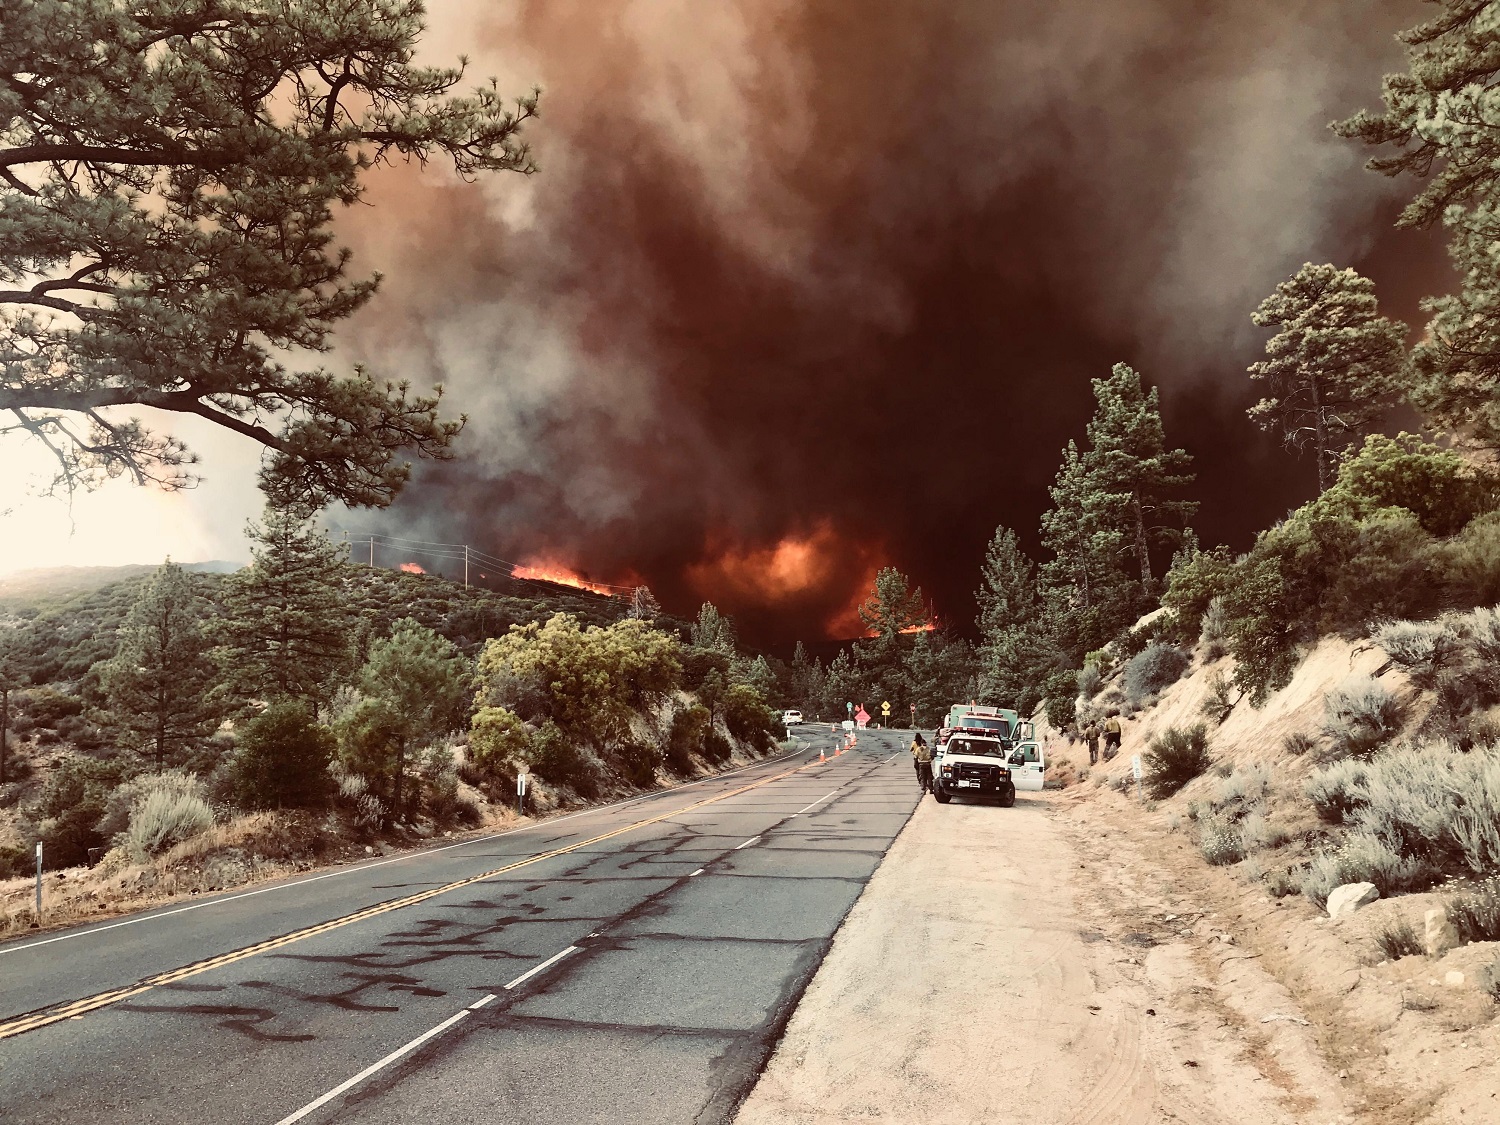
[0,755,826,1041]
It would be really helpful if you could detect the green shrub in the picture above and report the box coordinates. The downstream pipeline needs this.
[468,706,530,771]
[1374,918,1424,961]
[233,702,336,809]
[1312,741,1500,888]
[1446,877,1500,944]
[21,688,85,729]
[1300,832,1425,905]
[615,740,660,788]
[1323,676,1403,759]
[721,684,776,750]
[120,787,214,861]
[1240,810,1291,851]
[1306,759,1371,824]
[1200,670,1238,724]
[1373,619,1458,691]
[703,728,733,765]
[1328,433,1498,538]
[1441,511,1500,606]
[1216,762,1273,807]
[1162,545,1235,641]
[1199,814,1245,865]
[474,615,680,747]
[525,722,599,798]
[665,704,711,774]
[1123,643,1190,708]
[1143,724,1212,798]
[1076,662,1104,701]
[31,755,122,869]
[97,770,201,840]
[1283,731,1319,756]
[679,645,732,693]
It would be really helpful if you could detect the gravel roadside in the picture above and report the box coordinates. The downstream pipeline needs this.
[734,787,1352,1125]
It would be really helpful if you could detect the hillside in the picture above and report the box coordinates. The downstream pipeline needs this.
[1048,622,1500,1122]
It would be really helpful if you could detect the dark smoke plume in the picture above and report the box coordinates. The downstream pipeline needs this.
[334,0,1443,645]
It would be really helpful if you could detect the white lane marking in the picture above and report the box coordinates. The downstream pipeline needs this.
[690,868,705,877]
[273,1009,470,1125]
[503,945,578,991]
[467,994,497,1010]
[794,790,840,815]
[733,836,761,850]
[1,747,806,958]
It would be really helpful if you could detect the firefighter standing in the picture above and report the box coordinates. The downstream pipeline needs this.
[910,733,934,794]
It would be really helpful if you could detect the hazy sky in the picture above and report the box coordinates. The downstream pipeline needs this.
[1,1,1446,642]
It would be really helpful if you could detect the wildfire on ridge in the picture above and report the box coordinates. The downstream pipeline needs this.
[399,562,426,574]
[511,563,621,597]
[900,621,937,634]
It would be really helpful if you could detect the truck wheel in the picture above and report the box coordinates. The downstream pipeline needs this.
[997,787,1015,808]
[934,787,952,804]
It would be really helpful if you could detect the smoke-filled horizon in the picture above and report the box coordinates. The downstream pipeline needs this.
[331,0,1446,645]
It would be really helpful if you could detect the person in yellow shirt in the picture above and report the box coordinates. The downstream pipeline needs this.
[910,733,934,794]
[1103,713,1123,761]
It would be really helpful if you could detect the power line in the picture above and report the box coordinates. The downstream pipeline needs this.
[344,531,637,597]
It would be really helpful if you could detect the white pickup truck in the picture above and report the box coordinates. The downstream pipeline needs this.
[932,734,1046,806]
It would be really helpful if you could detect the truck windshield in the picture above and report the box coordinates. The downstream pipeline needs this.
[948,738,1004,757]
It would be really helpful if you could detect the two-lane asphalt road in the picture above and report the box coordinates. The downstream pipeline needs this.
[0,728,920,1124]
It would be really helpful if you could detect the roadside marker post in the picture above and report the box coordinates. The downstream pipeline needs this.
[34,841,42,919]
[516,771,529,817]
[1131,754,1143,801]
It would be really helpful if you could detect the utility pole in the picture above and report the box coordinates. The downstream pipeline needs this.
[369,536,375,567]
[464,545,470,588]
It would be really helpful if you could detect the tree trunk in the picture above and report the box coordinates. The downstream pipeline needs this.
[393,739,406,825]
[1311,377,1331,492]
[1,686,7,786]
[1132,492,1153,588]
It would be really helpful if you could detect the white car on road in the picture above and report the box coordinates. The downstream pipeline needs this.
[782,710,803,725]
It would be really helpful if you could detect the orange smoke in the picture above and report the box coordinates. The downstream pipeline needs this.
[399,562,426,574]
[511,562,622,597]
[686,523,883,638]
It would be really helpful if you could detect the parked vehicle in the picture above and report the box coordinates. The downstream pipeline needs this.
[781,709,803,725]
[932,733,1017,806]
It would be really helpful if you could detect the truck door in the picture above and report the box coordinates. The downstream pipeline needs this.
[1009,741,1045,791]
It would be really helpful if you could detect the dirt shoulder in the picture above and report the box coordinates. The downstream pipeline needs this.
[735,788,1354,1125]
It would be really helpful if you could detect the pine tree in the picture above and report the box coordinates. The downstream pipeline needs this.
[974,526,1043,710]
[214,505,360,711]
[354,618,470,822]
[100,561,215,771]
[690,602,737,654]
[0,0,535,503]
[1038,439,1131,660]
[628,586,662,620]
[1247,264,1407,491]
[1336,3,1500,450]
[1037,366,1195,664]
[1084,364,1197,588]
[857,567,930,638]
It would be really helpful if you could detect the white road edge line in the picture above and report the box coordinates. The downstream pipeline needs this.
[467,994,497,1010]
[794,790,840,815]
[503,945,578,991]
[1,746,807,958]
[733,836,761,850]
[273,1009,470,1125]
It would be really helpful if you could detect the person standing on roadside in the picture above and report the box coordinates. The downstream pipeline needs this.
[910,732,934,794]
[1084,721,1101,766]
[1103,712,1122,760]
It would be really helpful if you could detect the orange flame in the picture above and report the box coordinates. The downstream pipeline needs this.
[511,563,620,597]
[399,562,426,574]
[899,621,937,634]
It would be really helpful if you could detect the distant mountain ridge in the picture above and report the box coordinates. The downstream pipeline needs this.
[0,561,243,605]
